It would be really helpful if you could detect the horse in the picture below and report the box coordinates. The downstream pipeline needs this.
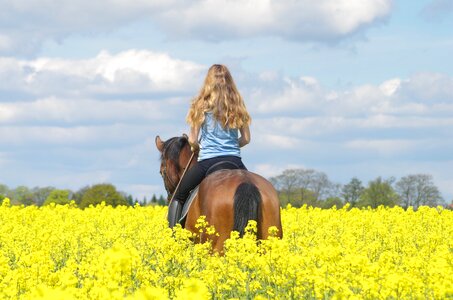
[155,134,283,252]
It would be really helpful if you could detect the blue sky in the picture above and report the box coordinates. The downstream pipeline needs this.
[0,0,452,201]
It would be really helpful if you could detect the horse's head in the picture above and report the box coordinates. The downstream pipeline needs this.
[155,134,193,200]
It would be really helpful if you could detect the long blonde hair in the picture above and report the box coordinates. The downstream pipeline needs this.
[186,64,251,129]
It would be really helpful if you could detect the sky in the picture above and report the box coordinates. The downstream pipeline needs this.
[0,0,452,201]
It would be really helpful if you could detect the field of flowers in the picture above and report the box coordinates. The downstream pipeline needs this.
[0,198,452,299]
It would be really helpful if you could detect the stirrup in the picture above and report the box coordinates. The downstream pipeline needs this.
[167,200,183,228]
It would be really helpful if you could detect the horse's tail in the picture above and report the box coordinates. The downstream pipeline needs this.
[233,182,261,238]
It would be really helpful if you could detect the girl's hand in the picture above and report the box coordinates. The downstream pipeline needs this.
[239,125,251,147]
[190,142,199,153]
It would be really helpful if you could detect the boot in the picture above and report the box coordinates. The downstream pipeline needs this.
[167,200,183,228]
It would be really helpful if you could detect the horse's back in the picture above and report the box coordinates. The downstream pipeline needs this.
[186,169,282,245]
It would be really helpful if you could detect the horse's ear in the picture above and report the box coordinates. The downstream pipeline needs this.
[155,135,165,152]
[182,133,188,140]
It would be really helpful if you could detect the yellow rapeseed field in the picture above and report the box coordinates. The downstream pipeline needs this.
[0,198,452,299]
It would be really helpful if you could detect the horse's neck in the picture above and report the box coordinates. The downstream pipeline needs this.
[178,147,198,175]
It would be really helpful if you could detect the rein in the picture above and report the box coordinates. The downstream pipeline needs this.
[159,136,197,211]
[167,151,196,206]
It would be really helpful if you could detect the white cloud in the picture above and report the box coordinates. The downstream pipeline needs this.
[344,139,418,156]
[252,163,306,178]
[0,0,393,55]
[35,170,114,191]
[401,72,453,103]
[158,0,393,42]
[1,50,452,200]
[252,76,323,114]
[0,97,175,124]
[379,78,401,96]
[0,124,147,146]
[0,50,205,96]
[0,0,176,55]
[249,72,453,119]
[253,114,453,143]
[258,134,303,150]
[3,60,451,151]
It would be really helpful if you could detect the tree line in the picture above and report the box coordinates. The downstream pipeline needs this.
[269,169,449,209]
[0,183,167,208]
[1,170,450,210]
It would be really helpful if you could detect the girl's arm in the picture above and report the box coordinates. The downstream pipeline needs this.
[238,124,251,147]
[189,125,200,152]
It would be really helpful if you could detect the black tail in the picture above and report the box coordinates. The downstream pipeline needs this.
[233,182,261,237]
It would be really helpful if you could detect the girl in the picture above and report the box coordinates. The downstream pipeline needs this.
[168,64,251,228]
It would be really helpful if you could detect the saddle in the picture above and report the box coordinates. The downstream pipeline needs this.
[178,160,240,226]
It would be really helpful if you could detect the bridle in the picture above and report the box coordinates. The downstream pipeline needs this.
[160,138,179,199]
[160,137,196,202]
[161,164,177,200]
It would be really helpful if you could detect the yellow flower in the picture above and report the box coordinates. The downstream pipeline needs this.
[174,278,210,300]
[0,203,451,299]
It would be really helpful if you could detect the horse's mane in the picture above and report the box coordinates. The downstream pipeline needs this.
[161,136,188,172]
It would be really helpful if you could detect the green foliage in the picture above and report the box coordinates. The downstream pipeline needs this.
[322,197,344,209]
[395,174,443,209]
[151,194,157,203]
[72,186,89,206]
[30,186,54,206]
[126,195,134,206]
[278,188,319,208]
[43,189,71,206]
[157,195,166,206]
[270,168,338,208]
[358,177,399,208]
[79,184,129,209]
[342,177,364,207]
[0,184,8,201]
[12,186,34,206]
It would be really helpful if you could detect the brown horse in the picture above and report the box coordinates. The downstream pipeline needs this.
[155,135,283,252]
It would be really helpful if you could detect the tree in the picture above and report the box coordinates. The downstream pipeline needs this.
[269,169,300,206]
[270,168,339,207]
[342,177,364,207]
[72,186,90,206]
[11,186,34,206]
[309,170,334,202]
[296,169,317,205]
[157,195,166,206]
[358,177,399,208]
[294,188,318,207]
[395,174,443,209]
[126,195,134,206]
[43,189,71,205]
[79,184,128,209]
[32,186,55,206]
[0,184,8,202]
[322,197,344,209]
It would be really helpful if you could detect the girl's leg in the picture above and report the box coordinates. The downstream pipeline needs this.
[168,164,206,228]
